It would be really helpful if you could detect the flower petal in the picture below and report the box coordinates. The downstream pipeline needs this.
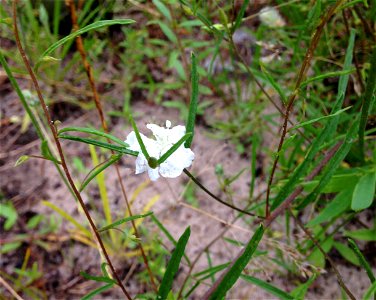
[135,153,148,174]
[147,167,160,181]
[159,146,194,178]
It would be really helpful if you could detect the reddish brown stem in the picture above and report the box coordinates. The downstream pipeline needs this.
[12,2,132,299]
[65,0,157,291]
[264,0,345,217]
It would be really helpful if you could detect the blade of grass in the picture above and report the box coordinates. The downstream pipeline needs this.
[80,154,122,192]
[203,224,265,300]
[80,271,116,284]
[38,19,135,61]
[157,226,191,300]
[363,281,376,300]
[157,133,192,164]
[240,274,294,300]
[58,134,138,156]
[359,46,376,161]
[129,114,150,160]
[289,106,352,131]
[81,283,114,300]
[300,68,355,88]
[59,126,129,147]
[185,52,199,148]
[231,0,250,33]
[348,238,375,283]
[98,212,154,232]
[299,117,360,207]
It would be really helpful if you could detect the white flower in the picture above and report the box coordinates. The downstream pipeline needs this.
[259,7,285,28]
[125,120,195,181]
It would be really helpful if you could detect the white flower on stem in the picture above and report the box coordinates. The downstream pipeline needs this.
[125,120,195,181]
[259,6,285,28]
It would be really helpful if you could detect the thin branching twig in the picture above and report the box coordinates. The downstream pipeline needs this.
[12,2,132,299]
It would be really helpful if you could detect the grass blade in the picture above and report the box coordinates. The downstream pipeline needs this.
[59,126,129,147]
[240,274,294,300]
[299,118,360,207]
[157,133,192,164]
[58,134,138,156]
[232,0,250,33]
[363,281,376,300]
[157,226,191,300]
[39,19,135,60]
[80,271,116,284]
[207,224,264,300]
[359,46,376,160]
[348,238,375,283]
[80,283,114,300]
[185,52,199,148]
[129,114,150,159]
[98,212,154,232]
[80,154,122,192]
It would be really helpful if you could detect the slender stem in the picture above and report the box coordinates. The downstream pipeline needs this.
[183,168,263,219]
[264,0,345,217]
[264,141,342,227]
[0,276,24,300]
[290,209,356,300]
[65,0,157,290]
[12,2,132,299]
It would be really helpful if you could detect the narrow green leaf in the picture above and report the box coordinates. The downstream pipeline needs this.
[80,155,122,192]
[185,52,199,148]
[157,226,191,300]
[157,21,177,43]
[351,171,376,211]
[345,228,376,241]
[15,155,30,167]
[80,271,116,284]
[290,106,352,131]
[129,115,150,159]
[150,215,191,266]
[260,63,288,105]
[0,242,22,254]
[157,133,192,164]
[208,224,264,300]
[297,117,360,208]
[80,283,114,300]
[0,203,18,230]
[348,238,375,283]
[333,242,360,266]
[98,212,154,232]
[240,274,294,300]
[153,0,172,21]
[306,188,352,227]
[300,69,355,88]
[59,134,138,156]
[359,46,376,160]
[232,0,250,32]
[290,274,317,300]
[362,281,376,300]
[59,126,129,147]
[39,19,135,60]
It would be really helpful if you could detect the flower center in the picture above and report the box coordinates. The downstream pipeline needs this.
[147,157,159,169]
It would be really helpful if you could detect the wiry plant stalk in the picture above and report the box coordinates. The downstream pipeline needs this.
[65,0,157,291]
[12,2,132,299]
[264,0,346,217]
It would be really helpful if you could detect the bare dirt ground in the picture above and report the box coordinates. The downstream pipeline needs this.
[1,77,374,299]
